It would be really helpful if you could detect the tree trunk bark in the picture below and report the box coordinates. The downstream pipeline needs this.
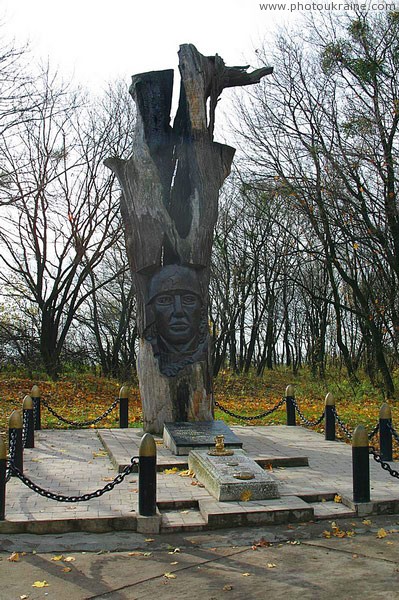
[106,45,272,433]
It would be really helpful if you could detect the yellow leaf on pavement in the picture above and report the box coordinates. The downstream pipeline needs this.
[334,495,342,503]
[164,468,179,474]
[223,584,233,591]
[377,528,388,538]
[267,563,277,568]
[164,572,176,579]
[51,555,64,561]
[61,567,72,572]
[32,581,49,588]
[64,556,76,562]
[8,552,20,562]
[242,572,251,576]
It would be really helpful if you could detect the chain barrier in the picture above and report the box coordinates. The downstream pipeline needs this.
[40,397,120,427]
[6,429,17,483]
[368,422,380,441]
[387,422,399,445]
[22,410,29,448]
[10,456,139,502]
[292,399,324,427]
[214,396,285,421]
[332,407,353,440]
[369,446,399,479]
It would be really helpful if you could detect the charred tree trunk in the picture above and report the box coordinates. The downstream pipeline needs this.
[106,45,272,433]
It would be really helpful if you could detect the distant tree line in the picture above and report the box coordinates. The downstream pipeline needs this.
[0,11,398,397]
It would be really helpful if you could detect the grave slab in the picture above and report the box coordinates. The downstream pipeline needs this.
[163,420,242,455]
[188,449,279,501]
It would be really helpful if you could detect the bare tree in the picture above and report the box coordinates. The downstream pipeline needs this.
[0,72,135,377]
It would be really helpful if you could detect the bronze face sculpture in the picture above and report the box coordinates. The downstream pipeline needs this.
[145,265,208,376]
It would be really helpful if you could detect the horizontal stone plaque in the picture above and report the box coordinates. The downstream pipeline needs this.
[163,421,243,456]
[188,449,280,502]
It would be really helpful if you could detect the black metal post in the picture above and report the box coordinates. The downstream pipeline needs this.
[23,395,35,449]
[9,410,23,475]
[139,433,157,516]
[285,385,296,426]
[352,425,370,503]
[0,436,6,520]
[325,392,335,441]
[31,385,41,430]
[119,386,129,429]
[379,403,392,462]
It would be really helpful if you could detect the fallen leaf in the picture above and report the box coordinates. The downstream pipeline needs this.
[180,510,189,514]
[164,468,179,474]
[155,440,164,445]
[128,551,144,556]
[223,584,233,591]
[179,469,195,477]
[63,556,76,562]
[242,572,251,576]
[32,581,49,588]
[102,477,114,482]
[8,552,20,562]
[51,555,64,561]
[20,595,29,599]
[240,490,252,502]
[334,494,342,503]
[168,548,181,554]
[362,519,372,526]
[323,531,332,538]
[61,567,72,572]
[377,528,388,538]
[267,563,277,568]
[145,538,155,543]
[170,561,178,565]
[252,537,271,550]
[143,552,152,557]
[164,572,176,579]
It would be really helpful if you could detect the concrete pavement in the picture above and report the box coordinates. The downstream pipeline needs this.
[1,514,399,599]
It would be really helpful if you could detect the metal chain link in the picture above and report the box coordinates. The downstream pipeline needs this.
[22,410,29,448]
[41,397,120,427]
[291,399,324,427]
[368,422,380,441]
[214,396,286,421]
[387,422,399,445]
[369,446,399,479]
[10,456,139,502]
[332,407,353,440]
[5,429,17,483]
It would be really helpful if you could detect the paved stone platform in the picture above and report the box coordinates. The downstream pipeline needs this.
[1,426,399,534]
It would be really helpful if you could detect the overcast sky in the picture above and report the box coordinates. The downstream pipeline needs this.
[2,0,295,91]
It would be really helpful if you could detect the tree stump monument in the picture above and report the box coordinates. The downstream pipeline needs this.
[105,44,272,433]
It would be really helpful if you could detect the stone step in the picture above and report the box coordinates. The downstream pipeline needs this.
[310,501,357,520]
[198,495,314,529]
[160,509,207,532]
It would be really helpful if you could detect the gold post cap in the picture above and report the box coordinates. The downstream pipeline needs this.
[285,384,295,397]
[9,410,22,429]
[139,433,157,457]
[379,402,391,420]
[352,425,369,447]
[119,385,130,399]
[325,392,335,406]
[0,435,6,459]
[23,395,33,410]
[31,385,40,398]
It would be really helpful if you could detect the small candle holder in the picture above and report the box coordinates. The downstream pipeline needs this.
[208,434,234,456]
